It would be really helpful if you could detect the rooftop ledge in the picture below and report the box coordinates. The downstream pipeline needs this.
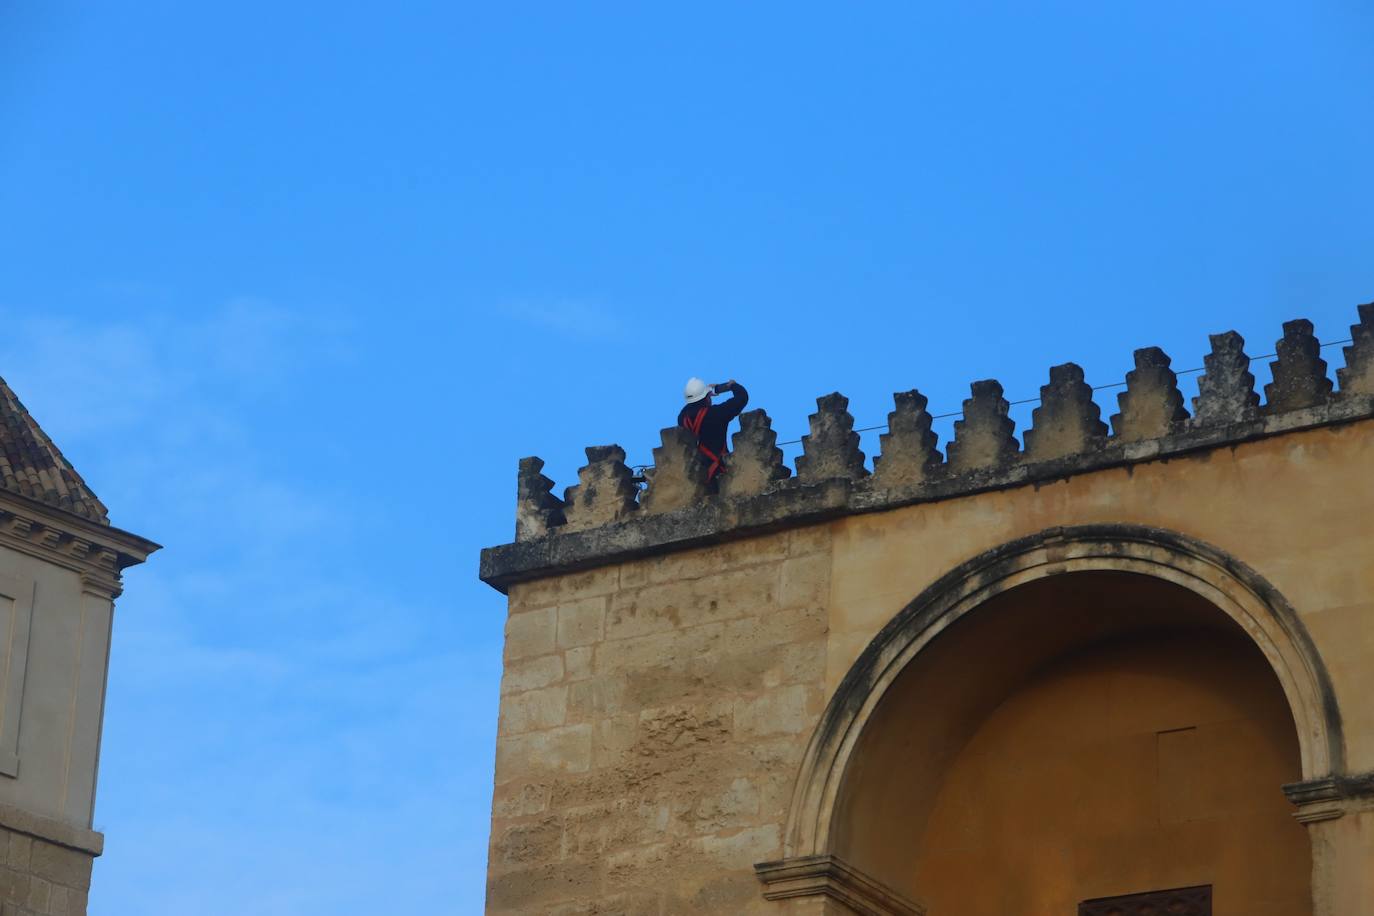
[480,309,1374,594]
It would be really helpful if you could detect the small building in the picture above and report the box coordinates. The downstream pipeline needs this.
[0,377,157,915]
[480,309,1374,916]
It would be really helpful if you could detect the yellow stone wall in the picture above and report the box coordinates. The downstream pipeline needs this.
[490,529,833,914]
[486,418,1374,915]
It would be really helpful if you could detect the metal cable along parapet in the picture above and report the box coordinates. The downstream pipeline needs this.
[486,307,1374,585]
[624,335,1357,481]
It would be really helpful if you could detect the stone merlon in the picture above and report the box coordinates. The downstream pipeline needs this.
[480,308,1374,593]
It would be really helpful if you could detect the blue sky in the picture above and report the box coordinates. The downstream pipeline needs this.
[2,3,1372,913]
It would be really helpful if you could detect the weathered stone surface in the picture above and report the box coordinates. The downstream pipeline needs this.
[1265,319,1332,413]
[641,427,709,515]
[492,782,551,820]
[0,816,97,916]
[487,523,831,915]
[606,566,779,641]
[504,607,557,661]
[517,456,567,541]
[512,566,620,608]
[735,685,812,738]
[501,653,564,694]
[6,837,29,873]
[563,446,639,532]
[1023,363,1107,462]
[492,815,563,866]
[697,823,783,864]
[487,860,601,913]
[49,884,71,916]
[494,724,594,783]
[1193,331,1259,425]
[27,841,89,891]
[1338,303,1374,396]
[720,411,791,499]
[1111,347,1187,442]
[946,380,1018,473]
[795,394,867,484]
[0,866,29,906]
[558,596,607,649]
[779,553,830,610]
[619,533,789,590]
[565,646,594,681]
[499,685,570,735]
[872,390,939,490]
[24,876,49,913]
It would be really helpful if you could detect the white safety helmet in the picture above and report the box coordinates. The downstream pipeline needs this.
[683,377,713,404]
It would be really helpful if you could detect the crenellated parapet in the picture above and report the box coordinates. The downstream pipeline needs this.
[1193,331,1260,425]
[640,426,710,515]
[1023,364,1107,463]
[1111,348,1187,442]
[1266,320,1332,412]
[796,393,868,485]
[561,445,638,532]
[485,308,1374,590]
[1337,304,1374,396]
[515,456,566,540]
[872,391,940,490]
[946,381,1017,473]
[720,410,792,499]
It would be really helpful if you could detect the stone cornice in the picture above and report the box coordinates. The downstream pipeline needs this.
[1283,772,1374,824]
[0,491,159,599]
[0,800,103,856]
[481,395,1374,593]
[755,854,925,915]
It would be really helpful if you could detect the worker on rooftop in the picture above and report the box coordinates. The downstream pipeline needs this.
[678,377,749,482]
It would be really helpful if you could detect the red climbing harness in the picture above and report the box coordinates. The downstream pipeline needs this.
[682,404,725,480]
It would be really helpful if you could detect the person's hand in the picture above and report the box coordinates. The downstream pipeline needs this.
[713,379,736,391]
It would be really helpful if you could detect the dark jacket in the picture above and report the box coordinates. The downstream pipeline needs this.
[677,383,749,466]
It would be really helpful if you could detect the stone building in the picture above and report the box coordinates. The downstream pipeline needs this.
[480,307,1374,915]
[0,378,157,915]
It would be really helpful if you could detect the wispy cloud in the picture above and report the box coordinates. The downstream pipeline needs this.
[500,299,625,340]
[0,300,352,437]
[0,301,492,915]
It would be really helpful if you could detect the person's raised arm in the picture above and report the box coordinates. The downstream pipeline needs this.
[712,380,749,420]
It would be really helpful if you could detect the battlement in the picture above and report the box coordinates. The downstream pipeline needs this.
[480,306,1374,592]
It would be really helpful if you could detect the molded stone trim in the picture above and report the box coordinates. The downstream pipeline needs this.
[780,525,1346,860]
[0,492,158,599]
[0,801,103,855]
[1283,772,1374,824]
[755,854,925,915]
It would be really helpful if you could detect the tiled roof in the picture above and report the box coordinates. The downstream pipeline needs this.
[0,376,108,524]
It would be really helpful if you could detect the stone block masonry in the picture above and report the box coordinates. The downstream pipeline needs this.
[0,817,97,916]
[488,527,832,914]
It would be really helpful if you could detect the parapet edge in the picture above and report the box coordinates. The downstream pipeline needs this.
[480,393,1374,593]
